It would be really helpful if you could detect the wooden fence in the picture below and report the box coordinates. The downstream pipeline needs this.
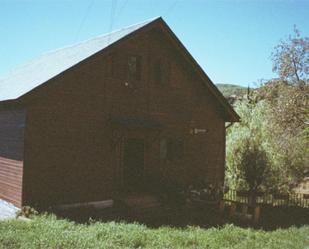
[224,189,309,208]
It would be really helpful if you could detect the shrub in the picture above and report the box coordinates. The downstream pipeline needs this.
[16,206,39,218]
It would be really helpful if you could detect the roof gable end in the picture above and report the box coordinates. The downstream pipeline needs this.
[0,17,239,121]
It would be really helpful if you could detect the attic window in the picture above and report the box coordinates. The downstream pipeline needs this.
[127,55,141,80]
[153,60,162,84]
[165,61,171,85]
[105,53,115,78]
[160,138,167,159]
[153,59,171,85]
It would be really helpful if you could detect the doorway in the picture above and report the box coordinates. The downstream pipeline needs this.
[123,138,145,191]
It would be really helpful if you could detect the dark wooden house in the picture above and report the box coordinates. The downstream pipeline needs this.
[0,17,239,208]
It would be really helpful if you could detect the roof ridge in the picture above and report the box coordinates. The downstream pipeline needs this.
[40,16,161,57]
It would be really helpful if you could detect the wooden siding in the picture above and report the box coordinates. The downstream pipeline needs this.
[0,109,26,207]
[21,24,227,207]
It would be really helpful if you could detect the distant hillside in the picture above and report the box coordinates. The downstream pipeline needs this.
[216,84,248,98]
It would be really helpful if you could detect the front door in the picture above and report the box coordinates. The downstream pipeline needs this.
[123,138,145,191]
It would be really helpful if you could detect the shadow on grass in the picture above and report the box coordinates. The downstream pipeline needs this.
[48,203,309,231]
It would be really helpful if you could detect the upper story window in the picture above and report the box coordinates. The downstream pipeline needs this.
[153,59,162,85]
[105,53,118,78]
[127,55,141,80]
[153,59,171,85]
[165,61,171,84]
[160,138,167,159]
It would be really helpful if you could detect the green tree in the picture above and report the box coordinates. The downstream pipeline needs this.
[271,26,309,83]
[226,27,309,194]
[226,100,274,192]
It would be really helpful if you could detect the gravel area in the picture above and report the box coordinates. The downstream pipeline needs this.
[0,199,19,220]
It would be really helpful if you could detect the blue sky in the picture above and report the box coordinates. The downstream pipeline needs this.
[1,0,308,87]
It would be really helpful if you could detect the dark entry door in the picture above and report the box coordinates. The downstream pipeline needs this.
[123,138,144,191]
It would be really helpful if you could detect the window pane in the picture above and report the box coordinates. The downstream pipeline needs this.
[153,60,170,85]
[153,60,162,84]
[175,138,184,159]
[166,138,184,160]
[128,56,137,74]
[160,138,167,159]
[105,53,114,78]
[164,61,171,85]
[128,55,141,80]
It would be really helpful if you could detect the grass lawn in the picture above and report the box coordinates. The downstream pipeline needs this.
[0,215,308,249]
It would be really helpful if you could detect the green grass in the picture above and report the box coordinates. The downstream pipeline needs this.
[0,215,308,249]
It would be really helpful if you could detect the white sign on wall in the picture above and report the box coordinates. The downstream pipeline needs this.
[190,128,207,134]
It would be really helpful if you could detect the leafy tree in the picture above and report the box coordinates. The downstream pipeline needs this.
[239,139,270,205]
[271,26,309,83]
[269,28,309,187]
[226,27,309,194]
[240,141,269,193]
[256,80,308,134]
[226,100,274,192]
[259,28,309,187]
[226,89,308,193]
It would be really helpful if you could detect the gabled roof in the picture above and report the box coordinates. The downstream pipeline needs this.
[0,17,158,102]
[0,17,239,121]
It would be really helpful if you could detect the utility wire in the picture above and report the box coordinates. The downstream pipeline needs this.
[107,0,118,45]
[163,0,179,17]
[114,0,128,25]
[74,0,95,42]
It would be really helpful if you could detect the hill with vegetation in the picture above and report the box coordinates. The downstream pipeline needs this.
[216,83,248,98]
[216,83,249,104]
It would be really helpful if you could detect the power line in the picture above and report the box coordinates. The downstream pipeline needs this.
[74,0,95,42]
[163,0,179,17]
[114,0,128,25]
[107,0,118,45]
